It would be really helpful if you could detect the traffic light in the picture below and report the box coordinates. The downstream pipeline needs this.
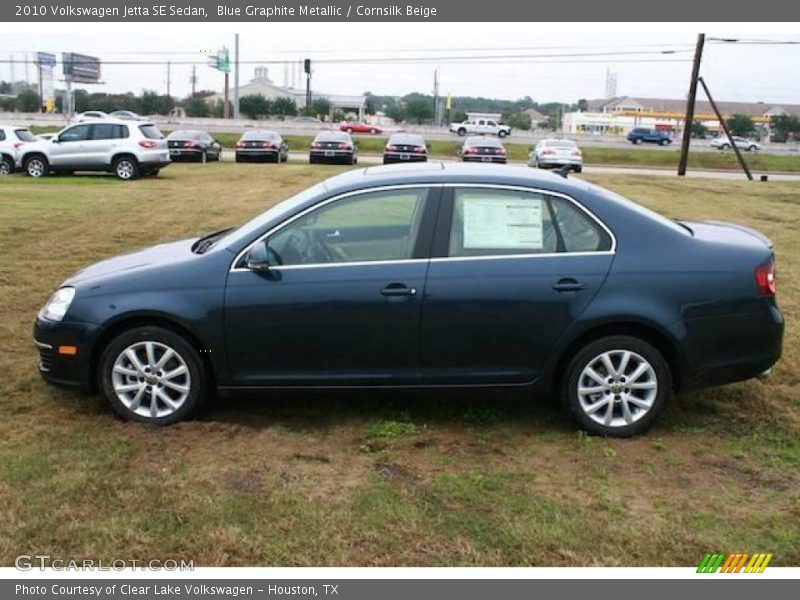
[304,59,311,74]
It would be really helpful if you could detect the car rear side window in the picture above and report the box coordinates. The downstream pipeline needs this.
[92,124,128,140]
[448,188,610,257]
[139,125,164,140]
[14,129,37,142]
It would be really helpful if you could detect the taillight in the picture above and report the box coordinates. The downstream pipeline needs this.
[139,140,157,148]
[13,142,24,150]
[755,262,777,296]
[464,147,476,154]
[185,141,196,148]
[385,145,395,151]
[419,146,427,153]
[311,142,321,149]
[497,147,506,155]
[235,142,244,148]
[339,143,351,150]
[261,141,274,148]
[572,150,582,157]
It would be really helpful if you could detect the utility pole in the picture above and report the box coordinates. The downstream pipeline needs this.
[678,33,705,176]
[433,68,439,127]
[699,77,753,181]
[166,61,171,99]
[223,71,230,118]
[233,33,240,120]
[304,58,312,108]
[190,65,197,96]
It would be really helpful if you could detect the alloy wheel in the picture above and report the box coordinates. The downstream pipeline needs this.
[116,160,135,179]
[27,158,46,177]
[111,341,192,419]
[576,349,658,428]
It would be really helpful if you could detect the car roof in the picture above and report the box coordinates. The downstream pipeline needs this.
[69,118,136,126]
[320,162,588,197]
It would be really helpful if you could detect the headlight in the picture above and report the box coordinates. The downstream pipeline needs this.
[39,287,75,322]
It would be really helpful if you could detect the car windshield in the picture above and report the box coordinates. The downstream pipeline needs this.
[139,125,164,139]
[315,132,349,142]
[466,137,500,147]
[169,131,207,140]
[14,129,37,142]
[546,141,576,149]
[242,131,279,141]
[390,136,424,146]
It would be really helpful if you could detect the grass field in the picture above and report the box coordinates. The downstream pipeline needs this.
[28,124,800,172]
[0,162,798,566]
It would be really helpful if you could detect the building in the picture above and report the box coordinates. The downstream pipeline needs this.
[522,108,547,128]
[563,96,800,136]
[206,66,367,119]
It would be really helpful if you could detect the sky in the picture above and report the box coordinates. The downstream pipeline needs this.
[0,23,799,104]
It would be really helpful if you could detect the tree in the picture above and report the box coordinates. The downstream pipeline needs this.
[450,109,467,123]
[184,96,211,118]
[690,120,708,138]
[15,89,40,112]
[239,94,272,119]
[385,103,405,123]
[272,97,297,118]
[309,97,332,120]
[506,112,532,131]
[577,98,589,112]
[363,92,377,115]
[726,114,755,137]
[138,90,174,116]
[404,98,433,124]
[770,114,800,142]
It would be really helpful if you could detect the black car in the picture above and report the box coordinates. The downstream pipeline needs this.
[33,164,783,436]
[460,135,507,163]
[234,131,289,163]
[309,131,358,165]
[166,130,222,162]
[383,133,428,164]
[626,128,673,146]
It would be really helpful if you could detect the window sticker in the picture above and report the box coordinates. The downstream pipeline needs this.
[462,198,543,250]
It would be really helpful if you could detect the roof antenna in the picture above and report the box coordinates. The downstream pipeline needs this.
[554,165,571,179]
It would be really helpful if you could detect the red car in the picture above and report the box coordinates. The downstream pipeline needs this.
[339,122,382,135]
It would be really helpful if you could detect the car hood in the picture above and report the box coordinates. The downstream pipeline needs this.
[63,238,198,286]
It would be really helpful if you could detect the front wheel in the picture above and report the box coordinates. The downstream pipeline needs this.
[633,138,642,145]
[720,143,730,151]
[562,335,671,437]
[660,139,669,146]
[457,128,467,136]
[99,326,207,425]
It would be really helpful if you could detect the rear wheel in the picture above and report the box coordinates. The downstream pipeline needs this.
[370,128,377,134]
[99,326,207,425]
[24,154,49,177]
[633,138,642,145]
[498,130,508,138]
[562,335,671,437]
[457,128,467,136]
[660,139,669,146]
[0,155,13,175]
[574,165,583,173]
[113,156,139,180]
[721,143,730,151]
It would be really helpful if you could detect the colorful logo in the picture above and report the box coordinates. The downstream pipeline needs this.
[697,553,773,573]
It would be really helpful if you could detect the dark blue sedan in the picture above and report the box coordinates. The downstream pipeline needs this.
[33,163,783,436]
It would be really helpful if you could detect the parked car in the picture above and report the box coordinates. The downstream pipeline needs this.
[0,124,37,175]
[33,164,783,436]
[166,130,222,162]
[626,128,672,146]
[450,118,511,138]
[383,133,428,164]
[460,136,507,163]
[529,139,583,172]
[18,120,170,180]
[309,131,358,164]
[109,110,146,121]
[74,111,109,122]
[710,136,761,152]
[235,131,289,163]
[340,122,382,135]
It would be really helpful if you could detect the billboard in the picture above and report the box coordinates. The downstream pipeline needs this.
[37,52,57,112]
[62,52,101,83]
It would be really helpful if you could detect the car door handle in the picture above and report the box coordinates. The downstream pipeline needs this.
[326,230,341,238]
[552,278,586,293]
[381,283,417,297]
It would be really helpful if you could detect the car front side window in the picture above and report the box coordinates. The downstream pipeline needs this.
[265,188,430,267]
[59,125,91,142]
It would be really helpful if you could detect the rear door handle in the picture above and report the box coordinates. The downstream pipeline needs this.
[553,278,586,293]
[381,283,417,297]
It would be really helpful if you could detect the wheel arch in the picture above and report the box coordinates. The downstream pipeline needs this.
[90,313,217,392]
[111,151,138,166]
[550,319,685,394]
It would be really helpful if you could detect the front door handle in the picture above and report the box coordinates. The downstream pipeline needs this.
[553,278,586,293]
[381,283,417,297]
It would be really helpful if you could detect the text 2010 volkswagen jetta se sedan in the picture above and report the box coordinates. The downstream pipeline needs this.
[33,163,783,436]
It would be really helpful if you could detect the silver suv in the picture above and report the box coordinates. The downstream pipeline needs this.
[18,119,171,180]
[0,124,37,175]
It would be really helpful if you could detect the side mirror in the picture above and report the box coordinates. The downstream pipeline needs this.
[52,137,60,143]
[245,240,272,271]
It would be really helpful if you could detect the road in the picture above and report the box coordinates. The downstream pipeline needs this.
[283,152,800,181]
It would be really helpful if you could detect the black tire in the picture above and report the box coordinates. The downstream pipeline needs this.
[309,155,318,164]
[0,154,13,175]
[200,150,208,163]
[721,143,730,151]
[235,154,242,163]
[24,154,49,178]
[457,128,467,136]
[633,138,642,145]
[370,128,377,134]
[98,326,208,425]
[660,139,669,146]
[574,165,583,173]
[562,335,671,438]
[498,130,508,138]
[113,156,139,180]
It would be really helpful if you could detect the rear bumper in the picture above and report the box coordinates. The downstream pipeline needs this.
[33,318,99,391]
[675,304,784,389]
[310,151,355,163]
[236,149,280,159]
[535,158,583,168]
[383,153,427,163]
[462,156,507,164]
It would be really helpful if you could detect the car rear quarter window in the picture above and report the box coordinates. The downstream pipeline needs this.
[139,125,164,140]
[448,188,611,257]
[0,130,5,141]
[14,129,36,142]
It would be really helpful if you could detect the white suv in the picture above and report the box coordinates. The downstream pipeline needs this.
[0,124,38,175]
[18,119,171,180]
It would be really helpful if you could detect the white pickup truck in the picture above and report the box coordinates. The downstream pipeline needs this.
[449,118,511,138]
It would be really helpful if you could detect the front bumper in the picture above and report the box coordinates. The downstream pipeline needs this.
[33,318,100,391]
